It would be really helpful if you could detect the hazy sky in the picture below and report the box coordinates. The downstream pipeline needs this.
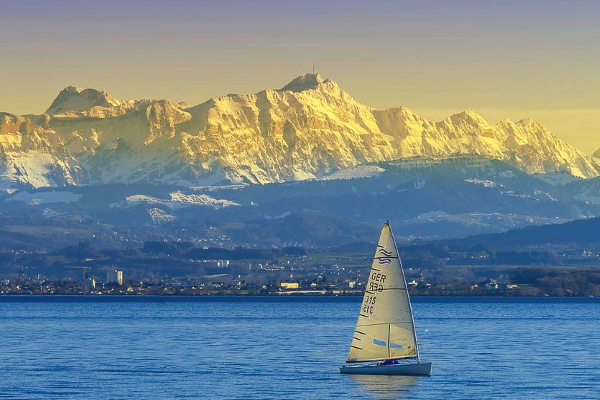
[2,0,599,152]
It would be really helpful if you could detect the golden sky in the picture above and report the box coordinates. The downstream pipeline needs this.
[1,0,598,153]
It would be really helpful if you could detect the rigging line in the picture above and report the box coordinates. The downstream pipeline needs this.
[351,345,363,350]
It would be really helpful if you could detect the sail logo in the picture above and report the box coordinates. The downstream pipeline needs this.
[377,246,393,257]
[378,258,392,264]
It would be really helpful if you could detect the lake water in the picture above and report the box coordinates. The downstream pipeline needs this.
[1,296,599,400]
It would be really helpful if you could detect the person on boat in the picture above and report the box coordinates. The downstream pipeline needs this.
[381,359,399,366]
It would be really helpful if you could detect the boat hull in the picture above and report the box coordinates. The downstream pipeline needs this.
[340,362,432,376]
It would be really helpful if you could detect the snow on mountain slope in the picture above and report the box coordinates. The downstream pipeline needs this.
[6,190,82,205]
[0,112,82,188]
[0,74,599,188]
[110,191,240,209]
[178,75,395,183]
[533,171,582,186]
[46,86,124,116]
[373,109,600,178]
[319,165,385,180]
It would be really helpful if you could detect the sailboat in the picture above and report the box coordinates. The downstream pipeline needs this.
[340,221,432,376]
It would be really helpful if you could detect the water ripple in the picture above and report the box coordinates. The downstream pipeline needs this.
[1,299,599,399]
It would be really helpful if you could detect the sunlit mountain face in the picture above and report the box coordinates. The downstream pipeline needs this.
[1,73,599,191]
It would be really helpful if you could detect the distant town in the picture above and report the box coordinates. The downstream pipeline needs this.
[2,239,600,297]
[0,263,520,297]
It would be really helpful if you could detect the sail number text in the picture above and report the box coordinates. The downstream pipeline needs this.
[368,272,386,292]
[362,294,376,314]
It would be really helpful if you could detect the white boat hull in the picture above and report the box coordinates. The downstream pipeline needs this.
[340,362,432,376]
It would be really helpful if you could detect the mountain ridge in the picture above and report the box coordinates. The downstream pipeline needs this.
[1,73,598,188]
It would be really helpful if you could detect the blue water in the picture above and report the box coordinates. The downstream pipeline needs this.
[1,296,599,399]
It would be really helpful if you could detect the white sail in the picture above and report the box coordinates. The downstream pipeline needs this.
[347,222,418,363]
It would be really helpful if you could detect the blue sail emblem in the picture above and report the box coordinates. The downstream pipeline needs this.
[378,248,393,257]
[378,258,391,264]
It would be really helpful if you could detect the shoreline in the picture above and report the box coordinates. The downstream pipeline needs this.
[1,293,598,303]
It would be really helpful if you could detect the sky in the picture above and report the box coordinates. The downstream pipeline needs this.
[1,0,599,153]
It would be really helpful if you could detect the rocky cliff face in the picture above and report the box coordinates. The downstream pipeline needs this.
[0,112,83,188]
[0,73,598,188]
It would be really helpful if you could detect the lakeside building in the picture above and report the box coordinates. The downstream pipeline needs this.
[279,282,300,289]
[106,269,124,285]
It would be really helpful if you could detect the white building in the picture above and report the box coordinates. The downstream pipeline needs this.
[106,269,124,285]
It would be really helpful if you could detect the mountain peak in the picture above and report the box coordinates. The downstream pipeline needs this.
[46,86,122,115]
[516,118,548,132]
[446,110,488,125]
[2,74,600,189]
[280,73,336,92]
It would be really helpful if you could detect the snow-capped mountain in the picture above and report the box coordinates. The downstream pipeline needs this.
[46,86,123,115]
[1,73,599,188]
[0,112,83,189]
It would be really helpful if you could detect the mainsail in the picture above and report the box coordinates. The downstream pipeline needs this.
[347,222,418,363]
